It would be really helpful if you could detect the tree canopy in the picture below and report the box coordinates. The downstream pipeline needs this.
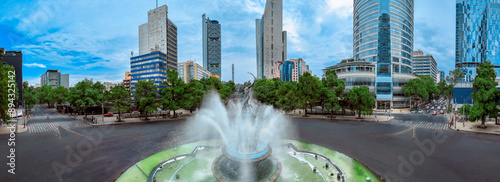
[347,86,375,118]
[134,80,159,120]
[469,61,499,127]
[160,69,187,118]
[108,85,131,122]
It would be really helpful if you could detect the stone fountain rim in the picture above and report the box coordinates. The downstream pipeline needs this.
[222,144,273,163]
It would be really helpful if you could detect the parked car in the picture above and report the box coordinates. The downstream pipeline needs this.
[418,110,424,114]
[411,110,417,114]
[440,110,445,115]
[104,112,114,117]
[432,111,438,115]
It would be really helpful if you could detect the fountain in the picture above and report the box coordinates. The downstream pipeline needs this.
[117,84,380,182]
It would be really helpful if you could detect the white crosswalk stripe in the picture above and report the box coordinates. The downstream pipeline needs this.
[386,120,448,131]
[28,121,88,133]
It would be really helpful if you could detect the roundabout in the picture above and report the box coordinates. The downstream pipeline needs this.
[117,140,380,182]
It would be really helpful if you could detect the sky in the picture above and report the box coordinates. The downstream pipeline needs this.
[0,0,456,86]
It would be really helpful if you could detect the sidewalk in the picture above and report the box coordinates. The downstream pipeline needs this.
[287,110,394,122]
[78,111,193,126]
[452,120,500,135]
[0,123,28,135]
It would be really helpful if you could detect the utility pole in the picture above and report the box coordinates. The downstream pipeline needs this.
[102,101,104,124]
[463,98,465,127]
[23,100,26,128]
[454,98,456,129]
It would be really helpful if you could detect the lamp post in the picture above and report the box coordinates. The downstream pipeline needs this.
[102,101,104,124]
[23,100,26,128]
[463,98,465,127]
[454,98,457,129]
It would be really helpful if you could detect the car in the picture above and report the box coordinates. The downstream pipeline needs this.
[432,111,437,115]
[418,110,424,114]
[411,110,417,114]
[440,110,445,115]
[431,106,435,110]
[104,112,113,117]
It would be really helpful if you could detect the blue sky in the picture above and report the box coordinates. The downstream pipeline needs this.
[0,0,456,86]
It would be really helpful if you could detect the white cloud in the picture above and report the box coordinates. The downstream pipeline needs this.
[24,63,47,68]
[325,0,353,18]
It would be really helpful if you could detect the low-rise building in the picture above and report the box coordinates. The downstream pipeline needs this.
[40,69,69,88]
[323,59,418,108]
[178,61,212,83]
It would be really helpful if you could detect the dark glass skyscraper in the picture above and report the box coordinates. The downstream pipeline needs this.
[456,0,500,82]
[202,14,221,79]
[354,0,414,103]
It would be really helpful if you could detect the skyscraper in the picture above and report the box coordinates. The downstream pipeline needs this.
[202,14,221,79]
[329,0,416,107]
[1,50,23,105]
[256,0,287,79]
[138,5,177,67]
[456,0,500,82]
[131,5,178,94]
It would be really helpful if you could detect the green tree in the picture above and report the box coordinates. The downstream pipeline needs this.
[67,79,93,118]
[458,104,472,119]
[160,69,186,118]
[50,86,69,106]
[225,80,237,92]
[108,85,131,122]
[183,80,206,113]
[298,72,321,117]
[253,79,279,106]
[446,68,465,107]
[469,61,499,127]
[38,84,53,106]
[134,80,158,120]
[347,86,376,118]
[403,75,437,109]
[0,62,17,122]
[276,81,299,112]
[22,82,38,114]
[321,70,345,119]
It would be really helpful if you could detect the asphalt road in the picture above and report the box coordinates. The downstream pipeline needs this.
[1,107,500,182]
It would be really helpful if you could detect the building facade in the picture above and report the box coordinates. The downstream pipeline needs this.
[436,70,445,83]
[353,0,416,107]
[256,0,287,79]
[61,74,69,88]
[103,82,117,91]
[413,50,438,82]
[40,69,69,89]
[138,5,177,67]
[132,4,178,94]
[1,50,23,105]
[130,52,169,94]
[274,58,312,82]
[123,72,132,91]
[178,61,212,83]
[456,0,500,82]
[202,14,222,79]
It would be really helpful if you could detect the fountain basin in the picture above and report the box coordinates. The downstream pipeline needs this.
[117,140,381,182]
[223,144,272,162]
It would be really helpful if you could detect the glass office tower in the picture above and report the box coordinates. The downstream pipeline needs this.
[354,0,414,102]
[456,0,500,82]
